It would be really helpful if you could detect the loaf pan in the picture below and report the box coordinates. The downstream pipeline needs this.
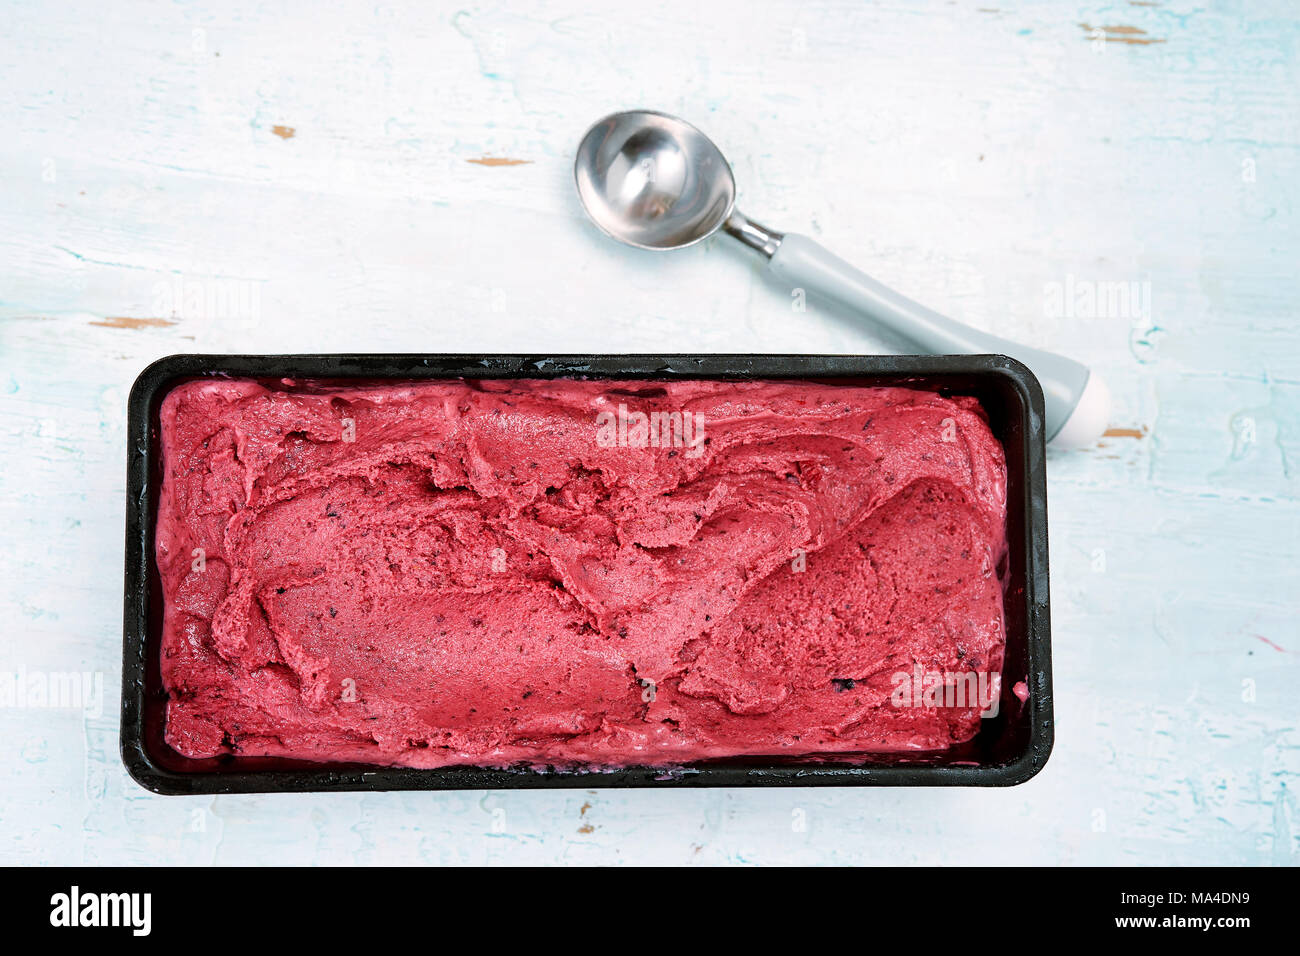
[122,354,1053,793]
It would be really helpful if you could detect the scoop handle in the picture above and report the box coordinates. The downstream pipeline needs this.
[767,233,1107,447]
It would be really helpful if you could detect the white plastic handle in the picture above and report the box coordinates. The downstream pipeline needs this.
[768,233,1109,447]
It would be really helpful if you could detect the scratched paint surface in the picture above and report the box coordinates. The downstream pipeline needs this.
[1,0,1296,865]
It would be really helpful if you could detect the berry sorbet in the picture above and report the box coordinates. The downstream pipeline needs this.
[156,378,1007,768]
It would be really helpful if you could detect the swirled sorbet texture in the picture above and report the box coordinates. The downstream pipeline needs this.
[157,378,1007,767]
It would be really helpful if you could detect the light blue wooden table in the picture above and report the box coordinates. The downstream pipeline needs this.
[2,0,1296,865]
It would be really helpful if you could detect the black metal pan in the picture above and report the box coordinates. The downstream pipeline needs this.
[122,354,1052,793]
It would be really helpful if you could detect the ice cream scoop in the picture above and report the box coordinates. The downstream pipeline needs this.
[573,109,1110,448]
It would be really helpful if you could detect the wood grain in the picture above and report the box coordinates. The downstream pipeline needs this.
[0,0,1296,865]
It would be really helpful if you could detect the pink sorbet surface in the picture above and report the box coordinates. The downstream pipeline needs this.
[156,377,1008,768]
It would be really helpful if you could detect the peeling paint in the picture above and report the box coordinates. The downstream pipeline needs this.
[1102,426,1149,439]
[88,316,177,329]
[466,157,532,167]
[271,125,296,139]
[1079,23,1166,45]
